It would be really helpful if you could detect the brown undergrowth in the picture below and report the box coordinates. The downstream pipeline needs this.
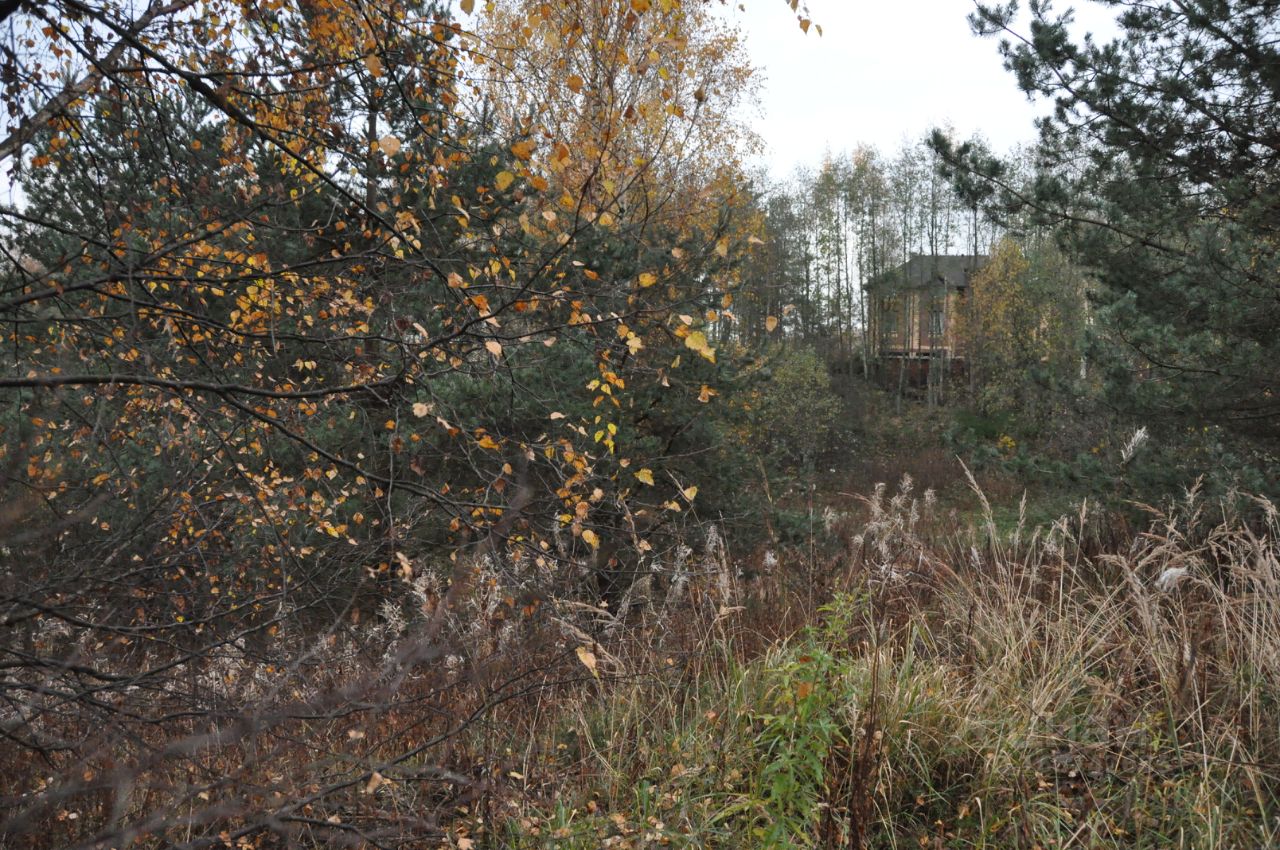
[0,520,812,850]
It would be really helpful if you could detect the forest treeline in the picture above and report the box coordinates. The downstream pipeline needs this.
[1,0,1277,846]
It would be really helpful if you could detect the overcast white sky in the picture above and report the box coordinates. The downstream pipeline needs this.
[724,0,1119,178]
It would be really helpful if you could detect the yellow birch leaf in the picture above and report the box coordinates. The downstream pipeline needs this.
[581,528,600,548]
[638,272,657,288]
[494,171,515,191]
[766,315,779,333]
[635,468,655,485]
[485,339,503,357]
[684,331,715,363]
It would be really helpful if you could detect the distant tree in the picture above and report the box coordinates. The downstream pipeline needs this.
[958,237,1088,426]
[741,182,809,341]
[746,347,841,474]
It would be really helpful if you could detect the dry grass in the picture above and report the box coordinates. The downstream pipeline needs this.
[489,479,1280,848]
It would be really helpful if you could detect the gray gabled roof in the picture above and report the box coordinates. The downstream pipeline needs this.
[867,253,986,292]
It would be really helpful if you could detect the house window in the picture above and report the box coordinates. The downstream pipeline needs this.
[882,298,899,335]
[929,305,944,338]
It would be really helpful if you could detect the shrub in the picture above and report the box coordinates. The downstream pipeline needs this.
[743,346,843,472]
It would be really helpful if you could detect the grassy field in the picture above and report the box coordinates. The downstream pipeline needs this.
[469,479,1280,849]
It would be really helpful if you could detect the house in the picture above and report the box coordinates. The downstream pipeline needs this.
[865,253,986,386]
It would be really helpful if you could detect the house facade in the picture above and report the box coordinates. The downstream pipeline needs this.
[866,253,985,369]
[864,253,986,394]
